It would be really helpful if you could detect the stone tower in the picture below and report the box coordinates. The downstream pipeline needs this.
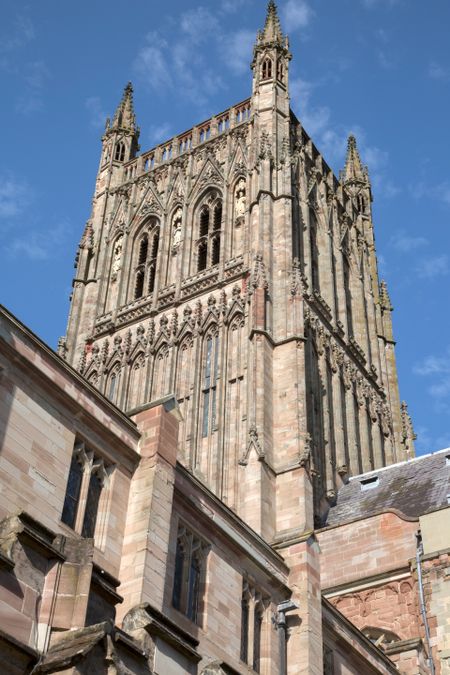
[63,1,415,529]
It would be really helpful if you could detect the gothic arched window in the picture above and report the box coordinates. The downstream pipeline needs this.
[196,194,222,272]
[277,59,284,83]
[132,219,160,300]
[262,57,273,80]
[114,142,125,162]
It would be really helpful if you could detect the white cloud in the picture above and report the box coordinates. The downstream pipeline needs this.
[0,174,29,220]
[410,180,450,206]
[7,223,67,261]
[180,7,218,43]
[85,96,107,129]
[0,14,35,55]
[220,0,246,13]
[428,61,450,82]
[149,122,171,145]
[290,77,331,138]
[416,254,449,279]
[361,0,400,8]
[283,0,315,31]
[134,32,173,91]
[390,231,428,252]
[220,29,254,75]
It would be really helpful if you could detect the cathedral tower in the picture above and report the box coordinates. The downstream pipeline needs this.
[63,2,414,530]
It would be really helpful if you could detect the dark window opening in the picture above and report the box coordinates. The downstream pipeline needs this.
[240,597,249,664]
[277,60,284,83]
[151,231,160,260]
[81,470,102,538]
[148,265,156,294]
[61,454,83,529]
[172,538,185,611]
[200,208,210,237]
[134,270,145,299]
[172,526,207,625]
[213,203,222,231]
[115,142,125,162]
[211,236,220,266]
[262,57,273,80]
[198,242,208,272]
[138,236,148,265]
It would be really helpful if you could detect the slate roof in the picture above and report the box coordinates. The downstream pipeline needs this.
[324,448,450,527]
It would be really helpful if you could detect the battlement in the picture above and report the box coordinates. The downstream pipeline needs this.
[122,98,252,182]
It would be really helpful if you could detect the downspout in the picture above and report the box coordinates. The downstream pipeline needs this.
[276,600,299,675]
[416,531,435,675]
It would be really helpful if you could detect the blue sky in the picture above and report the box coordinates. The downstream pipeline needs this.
[1,0,450,455]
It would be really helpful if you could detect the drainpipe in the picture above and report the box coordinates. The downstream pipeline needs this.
[415,531,435,675]
[276,600,299,675]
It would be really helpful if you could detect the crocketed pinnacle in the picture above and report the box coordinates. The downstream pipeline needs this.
[111,82,137,133]
[343,134,368,184]
[258,0,284,45]
[379,279,393,311]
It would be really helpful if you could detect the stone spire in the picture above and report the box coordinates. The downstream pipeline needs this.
[108,82,138,134]
[342,134,368,185]
[259,1,284,45]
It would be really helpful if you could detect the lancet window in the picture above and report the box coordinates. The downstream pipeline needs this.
[172,523,208,625]
[133,219,160,299]
[240,579,267,673]
[114,141,125,162]
[61,441,112,543]
[261,56,273,80]
[196,194,222,271]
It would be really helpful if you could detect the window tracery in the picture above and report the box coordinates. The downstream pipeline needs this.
[114,141,125,162]
[261,57,273,80]
[132,219,160,300]
[61,441,112,544]
[196,193,222,271]
[172,523,208,625]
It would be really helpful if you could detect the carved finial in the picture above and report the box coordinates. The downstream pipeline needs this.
[379,279,393,311]
[400,401,417,456]
[57,337,67,360]
[80,221,94,250]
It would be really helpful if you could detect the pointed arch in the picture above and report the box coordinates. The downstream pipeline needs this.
[261,56,272,80]
[126,352,146,410]
[86,369,99,387]
[193,190,223,273]
[150,344,171,401]
[105,361,122,405]
[130,217,160,301]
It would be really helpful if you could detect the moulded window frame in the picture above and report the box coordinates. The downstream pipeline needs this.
[171,521,209,626]
[60,441,114,551]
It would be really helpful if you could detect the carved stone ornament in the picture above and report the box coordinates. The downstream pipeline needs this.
[171,207,183,253]
[234,177,246,221]
[111,234,123,280]
[290,257,308,297]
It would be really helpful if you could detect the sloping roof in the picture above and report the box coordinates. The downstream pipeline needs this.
[324,448,450,527]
